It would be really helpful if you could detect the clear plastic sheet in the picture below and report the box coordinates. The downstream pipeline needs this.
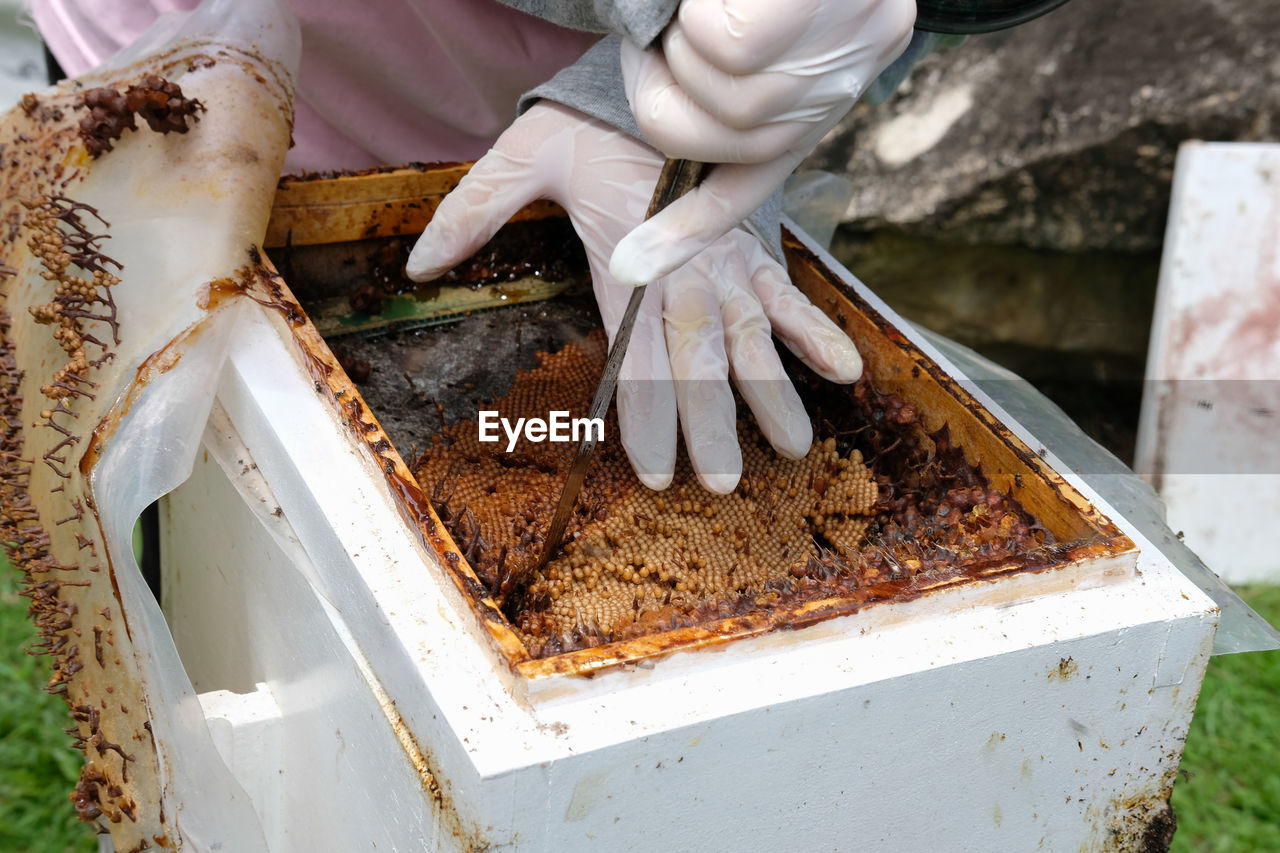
[95,302,265,851]
[0,0,298,848]
[914,326,1280,656]
[88,4,299,844]
[783,170,856,251]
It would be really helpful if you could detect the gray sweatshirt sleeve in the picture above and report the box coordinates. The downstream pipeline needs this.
[496,0,679,47]
[518,36,786,264]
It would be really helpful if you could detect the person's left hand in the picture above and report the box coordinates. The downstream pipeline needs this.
[405,102,862,493]
[609,0,916,287]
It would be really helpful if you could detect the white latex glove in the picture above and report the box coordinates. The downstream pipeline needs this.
[611,0,916,286]
[405,102,863,493]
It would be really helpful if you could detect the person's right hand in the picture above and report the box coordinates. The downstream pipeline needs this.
[405,102,863,494]
[610,0,915,286]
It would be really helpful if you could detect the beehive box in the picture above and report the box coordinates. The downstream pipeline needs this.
[156,165,1215,851]
[262,166,1139,679]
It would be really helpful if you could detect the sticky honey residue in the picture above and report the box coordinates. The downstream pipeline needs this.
[413,331,1052,659]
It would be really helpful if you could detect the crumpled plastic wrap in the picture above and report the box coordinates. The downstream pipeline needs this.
[0,1,298,849]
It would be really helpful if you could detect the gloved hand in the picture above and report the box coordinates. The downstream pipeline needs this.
[610,0,915,286]
[405,102,863,493]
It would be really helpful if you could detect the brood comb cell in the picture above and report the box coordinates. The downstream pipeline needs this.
[414,326,1052,660]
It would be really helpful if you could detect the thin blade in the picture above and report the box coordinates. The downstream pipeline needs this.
[535,282,645,570]
[505,157,707,600]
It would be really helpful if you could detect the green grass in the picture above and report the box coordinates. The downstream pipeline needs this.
[1,556,1277,852]
[0,569,97,853]
[1171,585,1280,852]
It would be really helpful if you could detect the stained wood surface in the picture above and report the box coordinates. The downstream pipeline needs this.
[267,165,562,247]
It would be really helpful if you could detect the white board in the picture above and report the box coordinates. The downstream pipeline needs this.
[1136,142,1280,584]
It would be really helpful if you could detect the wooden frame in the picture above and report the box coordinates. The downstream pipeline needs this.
[262,165,1138,679]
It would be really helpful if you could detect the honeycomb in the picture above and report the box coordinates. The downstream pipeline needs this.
[414,330,1049,658]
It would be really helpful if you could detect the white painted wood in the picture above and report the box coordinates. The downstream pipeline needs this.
[1136,142,1280,584]
[155,246,1220,851]
[165,406,454,851]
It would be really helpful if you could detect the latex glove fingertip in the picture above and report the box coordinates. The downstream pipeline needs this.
[697,469,741,496]
[770,416,813,460]
[636,468,675,491]
[686,419,743,495]
[619,379,677,491]
[609,228,662,287]
[405,233,450,282]
[807,327,864,382]
[610,221,703,287]
[622,436,676,491]
[736,370,814,459]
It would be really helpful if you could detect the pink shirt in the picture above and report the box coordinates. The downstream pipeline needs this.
[32,0,599,171]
